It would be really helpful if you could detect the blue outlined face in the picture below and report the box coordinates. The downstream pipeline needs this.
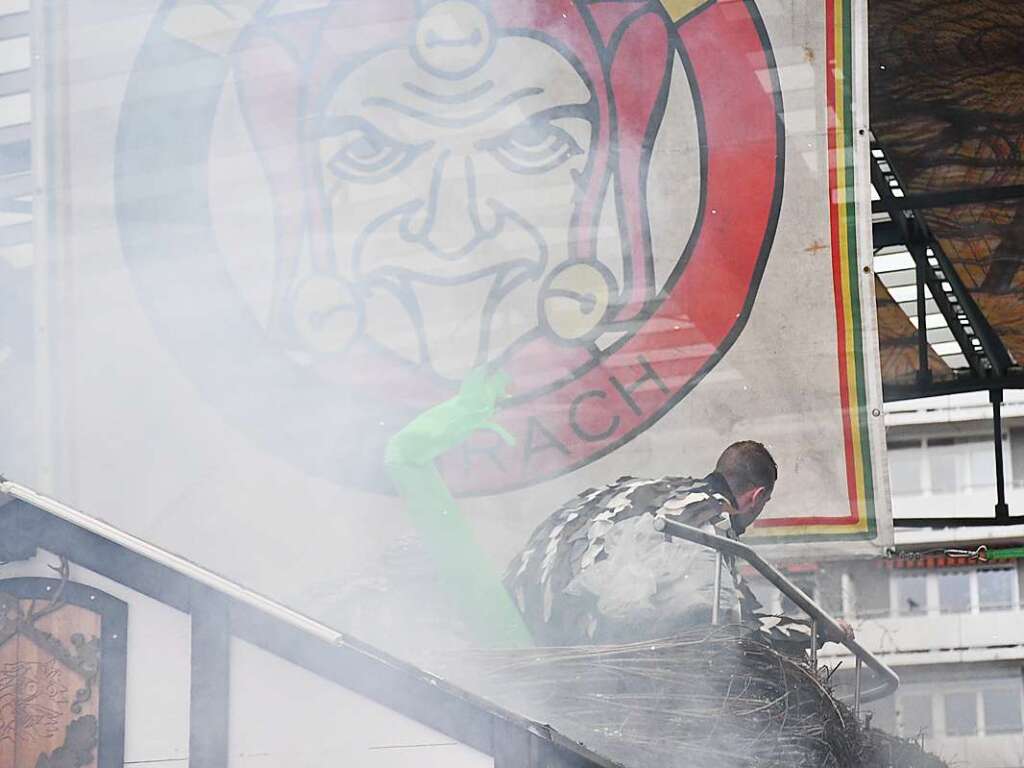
[312,25,596,380]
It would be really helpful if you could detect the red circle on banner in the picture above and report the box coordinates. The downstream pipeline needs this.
[117,1,783,497]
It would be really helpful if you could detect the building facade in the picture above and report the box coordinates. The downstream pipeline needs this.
[748,391,1024,768]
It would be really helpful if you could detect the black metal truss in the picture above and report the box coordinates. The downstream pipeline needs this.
[871,141,1023,526]
[871,183,1024,213]
[871,142,1017,400]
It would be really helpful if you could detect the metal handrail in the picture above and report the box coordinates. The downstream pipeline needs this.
[3,475,899,708]
[0,478,348,645]
[653,516,900,707]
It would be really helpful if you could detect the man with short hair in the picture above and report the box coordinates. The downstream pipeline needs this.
[712,440,777,535]
[504,441,848,648]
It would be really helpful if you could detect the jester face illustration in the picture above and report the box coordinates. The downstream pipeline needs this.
[237,0,685,383]
[126,0,780,491]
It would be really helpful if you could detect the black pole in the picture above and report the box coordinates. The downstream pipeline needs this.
[992,388,1009,519]
[915,250,931,386]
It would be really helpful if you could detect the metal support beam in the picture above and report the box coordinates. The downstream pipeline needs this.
[915,253,931,387]
[493,718,531,768]
[928,241,1012,377]
[189,587,231,768]
[854,659,862,719]
[894,516,1024,528]
[711,551,722,625]
[884,376,1024,401]
[909,241,985,376]
[871,142,1013,381]
[993,389,1010,520]
[870,149,982,377]
[809,620,817,671]
[872,219,927,249]
[871,183,1024,212]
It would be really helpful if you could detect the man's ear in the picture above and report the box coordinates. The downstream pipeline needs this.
[734,487,756,510]
[750,485,768,505]
[735,486,768,513]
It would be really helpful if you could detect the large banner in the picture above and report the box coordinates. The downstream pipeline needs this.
[4,0,888,655]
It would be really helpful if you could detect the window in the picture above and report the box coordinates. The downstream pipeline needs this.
[895,573,927,616]
[888,567,1018,617]
[888,434,1012,495]
[888,441,923,495]
[1013,428,1024,488]
[944,692,977,736]
[928,438,958,494]
[978,568,1016,612]
[854,566,890,618]
[899,694,932,738]
[937,571,971,614]
[965,437,1000,489]
[983,689,1023,734]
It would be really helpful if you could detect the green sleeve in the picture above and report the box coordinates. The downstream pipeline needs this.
[385,368,533,648]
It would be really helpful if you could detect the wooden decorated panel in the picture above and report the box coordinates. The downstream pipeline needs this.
[0,577,126,768]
